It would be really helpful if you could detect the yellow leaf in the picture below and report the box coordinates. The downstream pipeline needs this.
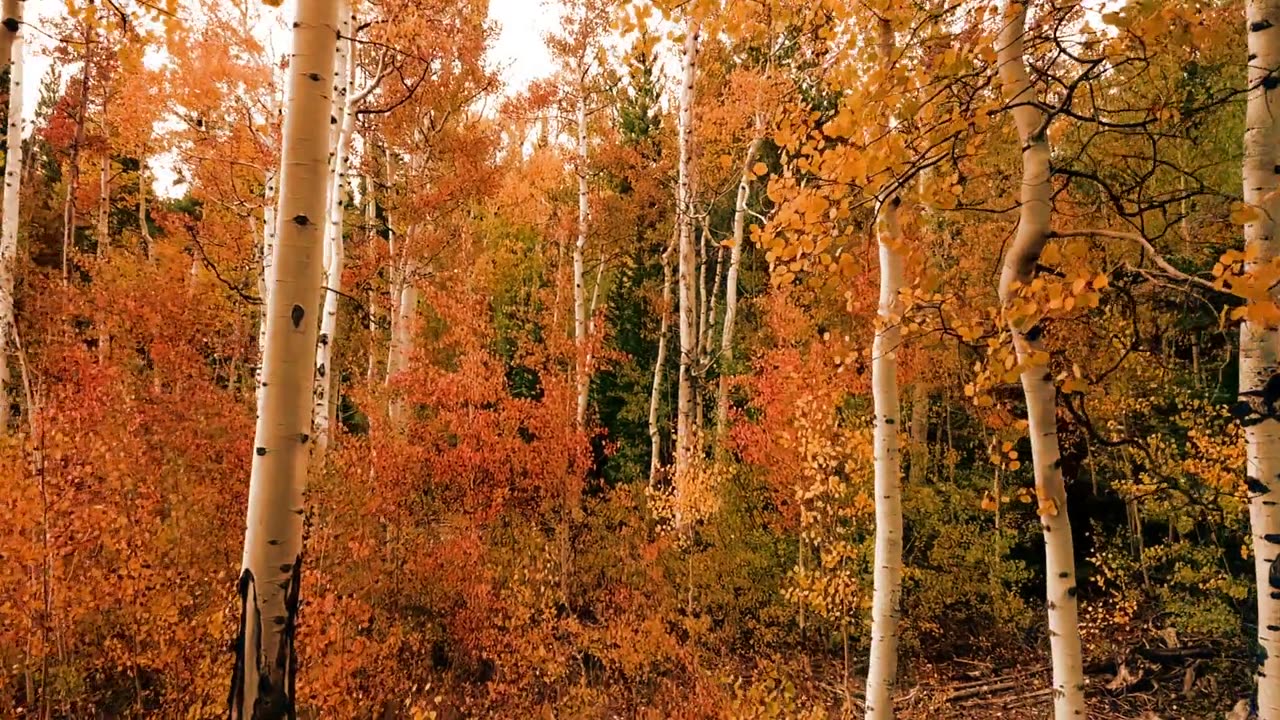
[752,162,769,178]
[1231,203,1262,225]
[1039,497,1059,517]
[981,492,999,512]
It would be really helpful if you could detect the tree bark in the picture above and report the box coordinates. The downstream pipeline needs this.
[313,2,356,462]
[0,1,20,73]
[909,383,929,485]
[995,3,1087,717]
[674,18,701,523]
[716,133,763,438]
[649,229,676,487]
[0,0,23,434]
[228,0,340,716]
[866,19,905,719]
[574,91,590,429]
[1242,3,1280,717]
[61,55,90,284]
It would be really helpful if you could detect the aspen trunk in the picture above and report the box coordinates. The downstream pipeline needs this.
[1243,4,1280,717]
[138,163,152,259]
[313,5,356,461]
[649,230,676,487]
[61,55,89,284]
[0,0,23,434]
[716,133,763,438]
[674,18,700,520]
[96,156,110,363]
[574,92,590,429]
[256,167,278,409]
[995,3,1087,717]
[228,0,340,716]
[0,1,20,73]
[909,383,929,485]
[865,21,904,720]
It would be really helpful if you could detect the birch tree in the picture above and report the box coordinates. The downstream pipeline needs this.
[0,0,22,433]
[865,17,904,720]
[674,15,701,518]
[1241,2,1280,716]
[228,0,340,714]
[995,2,1086,716]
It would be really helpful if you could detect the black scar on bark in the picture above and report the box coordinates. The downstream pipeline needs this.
[306,72,323,82]
[1,18,17,32]
[227,569,254,717]
[291,305,305,329]
[1265,74,1280,91]
[293,215,310,226]
[1270,556,1280,590]
[316,363,325,379]
[1025,323,1044,342]
[256,447,267,456]
[1269,625,1280,632]
[1252,19,1275,32]
[1059,571,1069,578]
[299,433,310,445]
[1264,533,1280,544]
[1249,476,1271,495]
[1066,586,1077,598]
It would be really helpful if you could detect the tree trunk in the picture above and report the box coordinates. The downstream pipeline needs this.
[866,19,904,719]
[0,0,23,434]
[675,18,700,523]
[650,229,676,487]
[909,383,929,485]
[1243,3,1280,717]
[995,3,1087,717]
[574,92,590,429]
[0,1,20,73]
[138,162,152,259]
[228,0,340,716]
[313,3,356,462]
[61,56,89,284]
[716,133,763,438]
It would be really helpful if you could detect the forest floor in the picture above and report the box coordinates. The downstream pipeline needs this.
[885,655,1248,719]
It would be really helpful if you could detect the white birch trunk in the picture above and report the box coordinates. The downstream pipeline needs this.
[0,2,23,433]
[312,5,356,461]
[0,1,20,73]
[650,230,676,486]
[229,0,340,714]
[865,20,904,719]
[574,92,590,429]
[716,133,763,438]
[1243,3,1280,717]
[995,3,1087,717]
[138,162,152,259]
[675,19,700,519]
[256,167,278,409]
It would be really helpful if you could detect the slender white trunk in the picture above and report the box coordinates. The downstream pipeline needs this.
[995,3,1087,717]
[716,133,763,438]
[365,180,379,384]
[313,5,356,461]
[574,92,590,429]
[675,18,700,517]
[865,21,904,720]
[229,0,340,715]
[96,155,110,362]
[650,230,676,486]
[138,162,152,259]
[256,167,278,408]
[1243,3,1280,717]
[0,1,20,73]
[0,2,23,433]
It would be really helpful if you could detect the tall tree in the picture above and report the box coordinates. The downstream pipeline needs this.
[865,17,905,720]
[1241,2,1280,717]
[995,2,1087,717]
[674,14,700,522]
[0,0,21,432]
[228,0,340,715]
